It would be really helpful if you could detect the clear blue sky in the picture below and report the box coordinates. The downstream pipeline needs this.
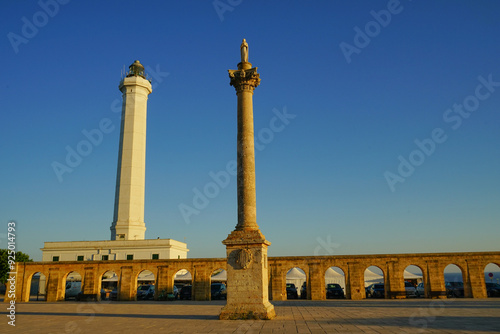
[1,1,499,261]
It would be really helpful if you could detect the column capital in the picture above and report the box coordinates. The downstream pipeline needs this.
[228,67,260,93]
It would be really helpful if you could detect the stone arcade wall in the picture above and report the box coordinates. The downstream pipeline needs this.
[5,251,499,303]
[268,252,500,301]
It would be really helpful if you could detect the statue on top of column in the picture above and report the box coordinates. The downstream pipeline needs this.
[240,39,249,63]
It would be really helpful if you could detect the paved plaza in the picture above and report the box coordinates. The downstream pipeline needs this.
[1,299,499,333]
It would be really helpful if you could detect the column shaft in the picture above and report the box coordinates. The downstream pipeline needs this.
[236,88,258,230]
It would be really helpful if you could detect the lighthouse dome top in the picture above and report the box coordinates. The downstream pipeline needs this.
[126,60,146,78]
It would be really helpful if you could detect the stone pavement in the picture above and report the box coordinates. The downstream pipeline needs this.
[1,299,499,333]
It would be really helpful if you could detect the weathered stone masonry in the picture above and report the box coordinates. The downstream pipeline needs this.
[6,251,499,303]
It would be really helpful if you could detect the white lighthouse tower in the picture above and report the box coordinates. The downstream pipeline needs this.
[41,60,188,263]
[111,60,152,241]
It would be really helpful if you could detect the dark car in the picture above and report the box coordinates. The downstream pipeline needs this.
[286,283,298,299]
[326,283,344,299]
[365,284,374,297]
[367,283,385,298]
[174,284,186,299]
[405,281,417,297]
[137,284,155,300]
[300,282,307,299]
[109,288,118,300]
[445,282,464,298]
[486,282,500,297]
[211,283,227,300]
[179,285,192,300]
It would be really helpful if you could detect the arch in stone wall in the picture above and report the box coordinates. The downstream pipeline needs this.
[98,266,122,279]
[210,268,226,300]
[484,262,500,273]
[285,266,308,299]
[94,266,119,300]
[62,270,82,300]
[443,264,464,298]
[483,262,500,298]
[210,268,226,282]
[173,268,193,283]
[136,269,155,300]
[24,271,47,302]
[324,266,346,300]
[174,268,193,300]
[20,263,54,302]
[402,265,424,298]
[443,262,466,276]
[364,265,385,299]
[100,270,118,300]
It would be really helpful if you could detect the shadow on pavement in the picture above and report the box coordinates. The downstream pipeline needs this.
[4,311,220,320]
[271,299,500,309]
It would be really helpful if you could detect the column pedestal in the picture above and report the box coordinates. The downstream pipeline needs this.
[220,230,276,320]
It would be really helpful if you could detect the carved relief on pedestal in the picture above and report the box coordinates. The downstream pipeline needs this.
[228,248,253,270]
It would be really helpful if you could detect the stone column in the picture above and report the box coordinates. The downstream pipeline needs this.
[386,261,405,299]
[193,265,211,301]
[462,261,473,298]
[466,260,487,298]
[20,268,32,303]
[82,266,99,301]
[420,266,429,298]
[347,262,364,300]
[46,268,63,302]
[110,60,152,241]
[118,266,135,301]
[220,40,275,320]
[309,261,325,300]
[155,266,173,300]
[270,263,286,301]
[427,261,446,299]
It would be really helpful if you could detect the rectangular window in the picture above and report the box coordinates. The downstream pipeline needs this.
[127,254,134,260]
[77,255,84,261]
[152,254,159,260]
[102,255,109,261]
[52,256,59,262]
